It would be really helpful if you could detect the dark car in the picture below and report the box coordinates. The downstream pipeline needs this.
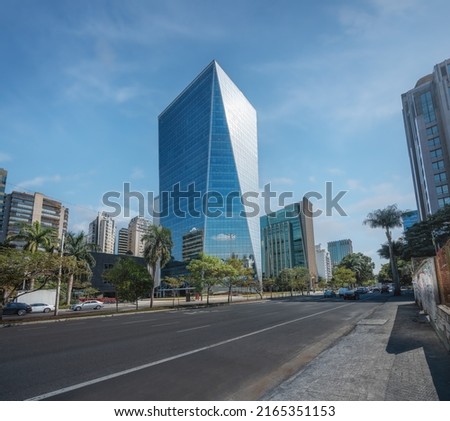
[2,302,32,316]
[343,290,360,300]
[381,285,390,293]
[323,290,336,298]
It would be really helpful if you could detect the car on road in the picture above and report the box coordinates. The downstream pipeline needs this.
[355,287,368,294]
[381,285,390,293]
[71,300,104,311]
[338,287,350,298]
[343,290,360,300]
[323,290,336,298]
[30,303,55,313]
[2,302,32,316]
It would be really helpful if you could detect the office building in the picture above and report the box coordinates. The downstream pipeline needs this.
[327,239,353,266]
[402,58,450,220]
[260,198,318,284]
[0,191,68,246]
[117,228,129,255]
[182,228,204,262]
[88,212,116,254]
[0,168,7,240]
[315,244,332,281]
[127,216,151,257]
[158,60,261,280]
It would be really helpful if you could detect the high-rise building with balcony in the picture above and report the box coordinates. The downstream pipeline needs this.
[315,244,332,281]
[88,212,116,254]
[0,168,7,240]
[402,58,450,220]
[127,216,151,257]
[0,191,68,246]
[158,60,261,280]
[327,239,353,267]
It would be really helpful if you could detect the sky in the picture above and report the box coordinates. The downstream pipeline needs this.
[1,0,450,273]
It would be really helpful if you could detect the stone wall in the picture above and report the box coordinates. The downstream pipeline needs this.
[413,258,450,352]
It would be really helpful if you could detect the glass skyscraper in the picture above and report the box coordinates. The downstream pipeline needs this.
[402,58,450,219]
[158,60,261,280]
[260,199,318,283]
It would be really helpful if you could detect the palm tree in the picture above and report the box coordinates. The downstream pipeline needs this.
[9,221,58,289]
[142,225,173,307]
[64,231,96,305]
[10,221,57,253]
[364,204,403,295]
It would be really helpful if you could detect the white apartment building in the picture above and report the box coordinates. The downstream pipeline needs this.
[88,212,116,254]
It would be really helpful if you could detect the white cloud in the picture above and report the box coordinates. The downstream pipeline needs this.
[17,175,62,189]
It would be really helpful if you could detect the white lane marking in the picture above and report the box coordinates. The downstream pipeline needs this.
[26,303,351,401]
[177,324,210,333]
[121,320,177,327]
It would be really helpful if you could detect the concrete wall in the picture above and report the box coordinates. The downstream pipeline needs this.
[16,289,56,305]
[413,258,450,351]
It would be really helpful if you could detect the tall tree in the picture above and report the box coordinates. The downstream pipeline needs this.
[187,253,224,305]
[339,252,374,284]
[103,258,151,310]
[331,267,356,289]
[364,204,403,296]
[8,221,58,289]
[222,257,253,303]
[64,231,96,305]
[292,266,310,295]
[142,225,173,307]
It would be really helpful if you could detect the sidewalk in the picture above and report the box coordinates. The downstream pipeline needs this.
[262,294,450,401]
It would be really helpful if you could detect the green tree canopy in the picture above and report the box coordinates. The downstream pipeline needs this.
[331,266,356,288]
[338,252,374,284]
[103,257,152,310]
[187,253,225,305]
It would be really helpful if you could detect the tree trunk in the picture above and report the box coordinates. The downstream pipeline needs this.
[388,236,401,296]
[66,273,74,306]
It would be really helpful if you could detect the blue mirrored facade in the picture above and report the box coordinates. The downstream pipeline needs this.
[159,61,261,280]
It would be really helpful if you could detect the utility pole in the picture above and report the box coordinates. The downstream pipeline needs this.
[54,232,65,316]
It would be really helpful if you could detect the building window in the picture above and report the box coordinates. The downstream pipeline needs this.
[430,148,443,159]
[432,160,445,170]
[438,197,450,208]
[436,185,449,195]
[420,91,436,123]
[426,126,439,136]
[435,172,448,183]
[427,136,441,147]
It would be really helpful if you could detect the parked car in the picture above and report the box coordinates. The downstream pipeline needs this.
[30,303,55,313]
[71,300,104,311]
[2,302,32,316]
[381,285,390,293]
[338,287,349,298]
[323,290,336,298]
[371,287,380,292]
[343,290,360,300]
[356,287,368,294]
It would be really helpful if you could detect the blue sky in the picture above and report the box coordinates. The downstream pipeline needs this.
[2,0,450,272]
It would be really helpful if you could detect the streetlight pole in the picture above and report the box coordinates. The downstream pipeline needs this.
[54,232,65,316]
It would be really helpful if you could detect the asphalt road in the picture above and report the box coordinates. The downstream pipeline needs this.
[0,294,388,401]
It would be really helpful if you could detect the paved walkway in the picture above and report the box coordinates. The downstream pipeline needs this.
[262,294,450,401]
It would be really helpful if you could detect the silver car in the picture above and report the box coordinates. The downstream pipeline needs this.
[30,303,55,313]
[71,300,104,311]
